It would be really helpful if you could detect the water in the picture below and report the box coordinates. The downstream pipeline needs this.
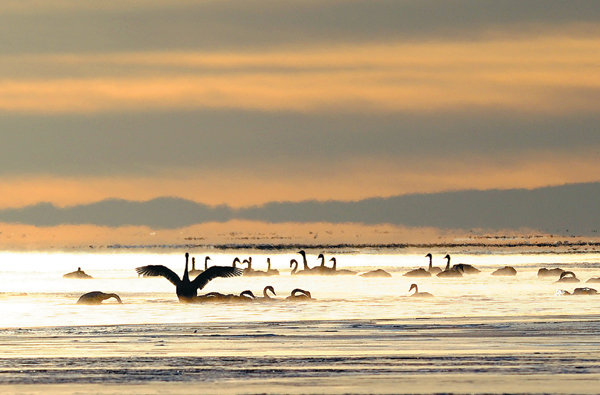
[1,248,600,393]
[1,249,599,328]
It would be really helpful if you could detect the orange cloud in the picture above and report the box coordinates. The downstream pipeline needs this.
[1,150,599,209]
[0,36,599,114]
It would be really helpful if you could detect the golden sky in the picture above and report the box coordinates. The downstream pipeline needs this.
[0,1,599,244]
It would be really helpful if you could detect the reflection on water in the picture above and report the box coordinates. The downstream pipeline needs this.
[1,249,600,328]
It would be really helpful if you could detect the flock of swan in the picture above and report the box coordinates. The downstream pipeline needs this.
[73,250,600,304]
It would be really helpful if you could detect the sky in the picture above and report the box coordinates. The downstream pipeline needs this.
[1,0,599,248]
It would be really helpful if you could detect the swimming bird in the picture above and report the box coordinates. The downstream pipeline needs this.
[408,283,433,298]
[426,253,442,275]
[561,287,598,295]
[537,267,565,277]
[437,255,463,278]
[290,259,313,275]
[196,290,256,303]
[451,258,480,274]
[359,269,392,278]
[135,252,243,303]
[329,257,357,275]
[232,290,257,303]
[258,285,278,302]
[313,253,334,275]
[297,250,316,274]
[286,288,312,300]
[586,277,600,283]
[189,256,210,277]
[491,266,517,276]
[241,258,269,277]
[63,267,93,279]
[265,258,280,276]
[556,271,580,283]
[403,259,432,278]
[232,257,241,267]
[77,291,122,305]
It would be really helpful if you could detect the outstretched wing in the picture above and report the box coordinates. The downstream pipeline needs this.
[136,265,181,286]
[191,266,243,290]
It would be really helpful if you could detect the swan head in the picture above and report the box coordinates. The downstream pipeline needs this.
[560,271,577,279]
[264,285,276,296]
[185,252,189,258]
[444,254,450,260]
[425,253,432,258]
[409,283,418,292]
[240,290,256,299]
[290,259,298,267]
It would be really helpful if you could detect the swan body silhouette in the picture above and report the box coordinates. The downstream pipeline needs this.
[408,284,433,298]
[290,259,313,275]
[63,267,93,279]
[189,256,210,277]
[328,257,357,275]
[77,291,122,305]
[136,252,242,303]
[561,287,597,295]
[538,268,565,277]
[491,266,517,276]
[437,255,463,278]
[426,253,442,275]
[286,288,312,300]
[586,277,600,283]
[359,269,392,278]
[556,271,580,283]
[266,258,280,276]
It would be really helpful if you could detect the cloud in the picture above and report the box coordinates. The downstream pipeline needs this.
[1,37,600,114]
[1,1,599,54]
[0,182,599,236]
[1,152,600,210]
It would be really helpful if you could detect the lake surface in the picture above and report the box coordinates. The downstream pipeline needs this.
[1,247,600,394]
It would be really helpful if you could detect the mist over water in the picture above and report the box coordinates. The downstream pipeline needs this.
[1,249,599,328]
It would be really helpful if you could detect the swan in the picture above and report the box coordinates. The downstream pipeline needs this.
[63,267,93,279]
[408,283,433,298]
[258,285,278,302]
[286,288,312,300]
[297,250,317,274]
[561,287,597,295]
[403,256,432,278]
[232,257,241,268]
[136,252,243,303]
[290,259,312,275]
[437,255,463,278]
[242,258,269,277]
[232,290,257,302]
[359,269,392,278]
[196,290,256,303]
[556,271,580,283]
[537,267,565,277]
[329,257,357,275]
[189,256,210,277]
[586,277,600,283]
[451,258,480,274]
[426,253,442,275]
[491,266,517,276]
[313,253,334,275]
[77,291,122,305]
[265,258,280,276]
